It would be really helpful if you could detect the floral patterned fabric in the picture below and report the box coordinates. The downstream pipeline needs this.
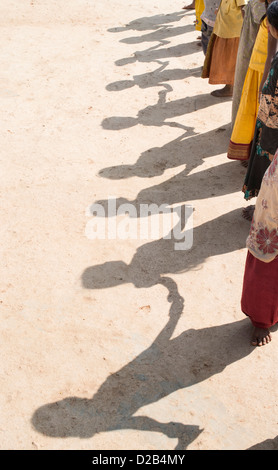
[246,148,278,262]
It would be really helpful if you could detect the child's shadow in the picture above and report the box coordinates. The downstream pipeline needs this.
[99,125,230,180]
[108,11,186,34]
[106,62,202,93]
[32,275,252,449]
[102,90,231,132]
[83,208,249,288]
[32,211,253,449]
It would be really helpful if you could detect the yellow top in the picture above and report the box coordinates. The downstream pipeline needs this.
[249,17,268,73]
[213,0,247,39]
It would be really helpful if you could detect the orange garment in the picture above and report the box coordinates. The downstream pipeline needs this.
[207,36,240,84]
[202,0,245,84]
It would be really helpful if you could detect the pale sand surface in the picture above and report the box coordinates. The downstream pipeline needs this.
[1,0,278,450]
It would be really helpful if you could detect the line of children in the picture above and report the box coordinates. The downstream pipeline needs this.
[183,1,278,346]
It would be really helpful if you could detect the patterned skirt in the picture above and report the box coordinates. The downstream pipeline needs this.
[243,120,275,200]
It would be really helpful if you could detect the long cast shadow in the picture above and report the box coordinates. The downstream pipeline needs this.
[106,63,202,92]
[32,10,248,449]
[83,208,250,289]
[115,42,201,67]
[32,272,253,449]
[119,24,195,46]
[102,90,231,132]
[108,11,187,34]
[247,436,278,450]
[32,211,251,448]
[92,160,244,221]
[111,11,198,67]
[99,125,231,180]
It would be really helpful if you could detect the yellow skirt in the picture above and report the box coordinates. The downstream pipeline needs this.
[195,0,205,31]
[227,68,262,160]
[227,18,268,161]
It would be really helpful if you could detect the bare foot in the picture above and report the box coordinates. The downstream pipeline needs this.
[242,205,255,221]
[251,327,272,346]
[211,85,233,98]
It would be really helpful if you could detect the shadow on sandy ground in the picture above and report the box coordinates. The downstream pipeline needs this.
[82,208,250,288]
[109,10,198,68]
[106,64,202,92]
[32,272,253,449]
[32,208,252,449]
[93,160,243,216]
[98,126,233,179]
[247,435,278,450]
[31,10,252,450]
[102,90,231,132]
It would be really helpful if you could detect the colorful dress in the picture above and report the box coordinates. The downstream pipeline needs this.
[231,0,266,126]
[241,149,278,329]
[195,0,205,31]
[202,0,247,84]
[227,17,268,161]
[243,50,278,200]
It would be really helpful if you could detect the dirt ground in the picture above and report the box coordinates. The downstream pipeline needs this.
[1,0,278,450]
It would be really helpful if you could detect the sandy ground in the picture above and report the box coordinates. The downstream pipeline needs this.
[1,0,278,451]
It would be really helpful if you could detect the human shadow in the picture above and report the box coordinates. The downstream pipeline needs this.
[115,42,201,67]
[106,62,202,92]
[99,125,231,180]
[32,271,253,448]
[92,159,243,221]
[111,11,198,67]
[108,11,187,34]
[83,208,250,289]
[119,24,195,46]
[247,436,278,450]
[102,90,231,132]
[32,209,251,448]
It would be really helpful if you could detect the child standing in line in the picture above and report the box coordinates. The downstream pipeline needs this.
[241,1,278,346]
[231,0,266,126]
[242,1,278,206]
[200,0,221,54]
[202,0,247,97]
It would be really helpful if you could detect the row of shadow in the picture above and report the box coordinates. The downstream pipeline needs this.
[31,11,278,450]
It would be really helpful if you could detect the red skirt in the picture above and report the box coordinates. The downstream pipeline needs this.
[241,251,278,329]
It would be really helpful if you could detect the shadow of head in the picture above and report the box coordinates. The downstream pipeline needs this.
[31,319,253,441]
[98,125,231,180]
[107,11,186,34]
[31,397,203,449]
[82,261,128,289]
[102,116,138,130]
[83,208,250,292]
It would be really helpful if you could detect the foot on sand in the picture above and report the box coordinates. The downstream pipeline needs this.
[211,85,233,98]
[242,205,255,221]
[251,327,272,346]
